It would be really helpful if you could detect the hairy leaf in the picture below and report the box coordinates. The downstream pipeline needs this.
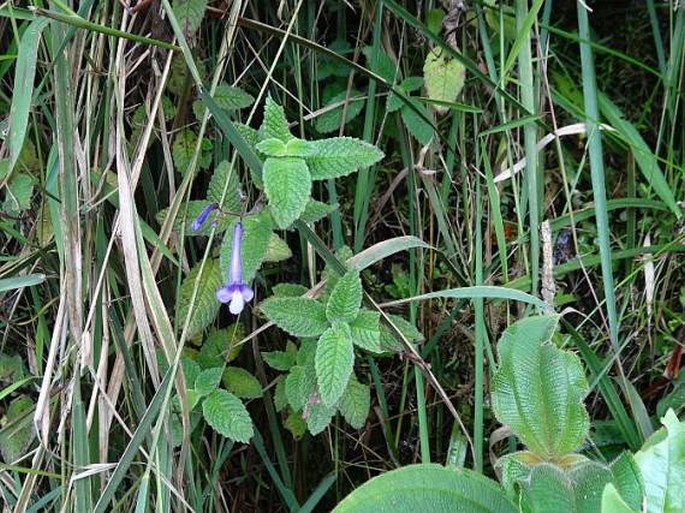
[326,270,362,323]
[172,0,208,40]
[263,157,312,228]
[260,297,328,337]
[223,366,263,399]
[260,96,293,142]
[349,310,382,353]
[264,233,292,262]
[315,322,355,407]
[202,389,253,443]
[176,259,223,338]
[305,137,384,180]
[305,400,336,435]
[314,90,365,133]
[207,160,241,213]
[339,375,370,429]
[285,365,315,411]
[423,47,465,113]
[194,367,223,397]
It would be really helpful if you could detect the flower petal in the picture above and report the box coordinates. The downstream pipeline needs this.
[216,285,233,303]
[229,289,245,314]
[240,284,254,303]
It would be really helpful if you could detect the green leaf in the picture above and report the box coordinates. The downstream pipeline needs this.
[304,137,384,180]
[315,322,355,407]
[602,484,640,513]
[305,400,336,435]
[423,47,466,114]
[260,96,293,142]
[401,99,434,145]
[284,410,307,439]
[379,314,425,353]
[194,367,223,396]
[273,376,288,412]
[219,211,273,283]
[223,366,263,399]
[181,357,201,389]
[333,464,517,513]
[260,297,329,337]
[387,76,424,112]
[172,128,211,173]
[263,157,312,229]
[339,375,370,429]
[285,365,315,411]
[172,0,208,40]
[314,90,365,133]
[263,348,297,371]
[272,283,309,297]
[202,389,253,443]
[0,273,45,293]
[519,464,575,513]
[207,160,241,213]
[234,122,261,151]
[609,452,644,511]
[349,310,382,353]
[634,408,685,513]
[362,46,398,84]
[491,315,589,460]
[263,233,292,262]
[3,172,34,213]
[256,138,287,157]
[0,395,35,463]
[197,325,245,368]
[297,339,317,367]
[176,259,223,338]
[300,199,337,223]
[207,83,254,111]
[326,270,362,323]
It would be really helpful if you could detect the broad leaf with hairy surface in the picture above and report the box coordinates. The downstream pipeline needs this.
[207,160,241,213]
[339,375,370,429]
[304,137,384,180]
[202,389,253,443]
[315,322,355,407]
[349,310,382,353]
[423,47,465,113]
[491,315,589,460]
[260,297,328,337]
[223,366,263,399]
[176,259,223,338]
[194,367,223,397]
[260,96,293,142]
[263,157,312,229]
[326,270,362,323]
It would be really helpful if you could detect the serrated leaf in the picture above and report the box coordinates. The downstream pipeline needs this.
[263,157,312,229]
[272,283,309,297]
[634,408,685,513]
[219,211,273,283]
[263,233,292,262]
[260,96,293,142]
[519,464,575,513]
[333,464,517,513]
[284,138,310,157]
[172,128,212,173]
[491,315,589,460]
[172,0,208,40]
[362,46,398,84]
[223,366,263,399]
[315,90,366,133]
[256,138,287,157]
[273,376,288,412]
[315,322,355,407]
[213,83,254,110]
[194,367,223,396]
[197,325,245,368]
[202,389,253,443]
[423,47,465,114]
[4,172,34,213]
[304,137,384,180]
[300,199,336,223]
[305,400,336,435]
[234,122,261,150]
[609,452,644,511]
[379,314,425,353]
[349,310,382,353]
[181,356,201,388]
[285,365,315,411]
[387,76,424,112]
[207,160,241,213]
[263,349,297,371]
[260,297,329,337]
[339,375,370,429]
[176,259,223,338]
[0,395,35,463]
[326,270,362,323]
[401,99,434,145]
[284,410,307,439]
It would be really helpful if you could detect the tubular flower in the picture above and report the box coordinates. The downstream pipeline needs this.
[216,222,254,314]
[191,203,218,231]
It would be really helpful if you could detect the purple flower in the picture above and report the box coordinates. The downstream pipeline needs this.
[191,203,218,231]
[216,222,254,314]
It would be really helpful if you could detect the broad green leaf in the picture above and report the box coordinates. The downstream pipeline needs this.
[176,259,223,338]
[202,389,253,443]
[315,322,355,407]
[263,157,312,229]
[285,365,315,411]
[0,273,46,293]
[349,310,382,353]
[260,96,293,142]
[300,199,337,223]
[234,123,261,151]
[304,137,384,180]
[326,270,362,323]
[181,357,201,389]
[172,0,208,39]
[333,464,517,513]
[193,83,253,118]
[362,46,398,84]
[0,395,35,463]
[284,410,307,439]
[602,484,640,513]
[0,352,26,382]
[297,339,317,367]
[207,159,241,213]
[197,325,244,368]
[273,376,288,412]
[223,366,263,399]
[519,464,575,513]
[260,297,329,337]
[272,283,309,297]
[256,138,287,157]
[426,8,445,34]
[194,367,223,396]
[634,408,685,513]
[305,400,336,435]
[219,211,273,283]
[491,315,589,460]
[568,459,616,513]
[262,348,297,371]
[3,172,34,213]
[339,375,370,429]
[171,128,212,173]
[609,452,644,511]
[423,47,465,114]
[314,90,365,133]
[387,76,424,112]
[401,99,433,145]
[379,314,425,353]
[263,233,292,262]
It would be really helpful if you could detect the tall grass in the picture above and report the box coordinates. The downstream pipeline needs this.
[0,1,683,510]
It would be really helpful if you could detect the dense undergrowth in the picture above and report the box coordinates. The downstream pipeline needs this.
[0,0,684,511]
